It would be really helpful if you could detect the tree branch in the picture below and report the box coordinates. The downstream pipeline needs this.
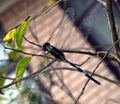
[74,37,120,104]
[106,0,119,55]
[106,0,120,79]
[0,59,55,90]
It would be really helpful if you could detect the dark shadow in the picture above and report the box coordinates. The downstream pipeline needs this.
[59,0,120,81]
[0,21,6,40]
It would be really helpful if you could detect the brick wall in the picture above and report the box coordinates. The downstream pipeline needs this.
[0,0,120,104]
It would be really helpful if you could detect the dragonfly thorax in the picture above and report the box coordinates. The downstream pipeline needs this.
[42,42,66,61]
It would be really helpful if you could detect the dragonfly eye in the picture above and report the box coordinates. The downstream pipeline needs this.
[42,42,50,51]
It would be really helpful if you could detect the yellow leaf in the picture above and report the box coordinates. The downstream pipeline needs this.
[3,29,16,44]
[47,0,58,7]
[41,0,59,14]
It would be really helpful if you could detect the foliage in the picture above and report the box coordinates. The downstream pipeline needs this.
[15,57,31,87]
[9,50,21,61]
[3,29,16,47]
[15,16,31,48]
[0,0,64,103]
[0,65,7,86]
[3,16,31,88]
[29,92,42,104]
[2,0,62,90]
[41,0,60,14]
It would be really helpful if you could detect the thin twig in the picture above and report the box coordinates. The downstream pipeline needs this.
[47,1,68,42]
[4,46,53,59]
[61,49,120,62]
[23,36,42,48]
[0,76,15,80]
[0,59,55,90]
[74,38,120,104]
[46,67,120,86]
[40,0,63,15]
[19,36,120,63]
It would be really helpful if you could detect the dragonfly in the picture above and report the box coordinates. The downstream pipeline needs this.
[42,42,101,85]
[23,7,100,85]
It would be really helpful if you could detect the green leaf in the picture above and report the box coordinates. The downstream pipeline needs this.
[41,0,60,15]
[9,50,21,61]
[16,16,31,48]
[0,73,5,87]
[0,66,7,86]
[15,57,31,87]
[21,88,30,95]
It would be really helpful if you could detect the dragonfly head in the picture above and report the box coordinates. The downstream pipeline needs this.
[42,42,50,51]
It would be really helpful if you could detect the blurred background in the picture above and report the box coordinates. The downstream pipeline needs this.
[0,0,120,104]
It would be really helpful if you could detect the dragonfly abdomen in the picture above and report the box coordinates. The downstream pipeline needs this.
[65,59,101,85]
